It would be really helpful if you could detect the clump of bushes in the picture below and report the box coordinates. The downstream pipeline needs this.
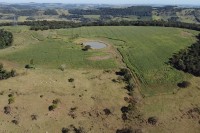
[82,45,91,51]
[177,81,191,88]
[116,128,133,133]
[25,59,35,69]
[8,94,15,104]
[62,125,85,133]
[11,120,19,125]
[31,114,38,120]
[169,34,200,76]
[116,68,135,91]
[48,98,60,111]
[68,107,77,119]
[148,116,158,125]
[121,113,128,121]
[68,78,74,82]
[4,106,11,114]
[121,106,130,113]
[103,108,112,115]
[0,63,17,80]
[25,64,35,69]
[62,128,70,133]
[48,104,57,111]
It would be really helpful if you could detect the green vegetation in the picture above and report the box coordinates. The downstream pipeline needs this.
[8,94,15,104]
[57,26,198,95]
[169,34,200,76]
[44,9,58,15]
[0,63,16,80]
[0,26,198,96]
[49,99,60,111]
[0,29,13,49]
[0,32,116,69]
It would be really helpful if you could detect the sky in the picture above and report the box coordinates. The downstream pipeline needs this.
[1,0,200,5]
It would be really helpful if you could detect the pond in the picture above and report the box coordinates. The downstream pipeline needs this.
[83,41,107,49]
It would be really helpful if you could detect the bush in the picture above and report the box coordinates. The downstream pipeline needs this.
[82,45,91,51]
[48,104,57,111]
[52,98,61,104]
[122,113,128,121]
[0,63,17,80]
[31,114,38,120]
[59,64,66,71]
[103,108,111,115]
[121,106,129,113]
[68,78,74,82]
[11,120,19,125]
[116,128,133,133]
[4,106,11,114]
[148,116,158,125]
[8,97,15,104]
[62,128,70,133]
[177,81,191,88]
[25,64,35,69]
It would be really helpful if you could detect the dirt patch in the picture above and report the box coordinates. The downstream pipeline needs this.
[181,31,193,38]
[87,55,111,61]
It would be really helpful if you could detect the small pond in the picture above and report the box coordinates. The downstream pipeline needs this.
[83,41,107,49]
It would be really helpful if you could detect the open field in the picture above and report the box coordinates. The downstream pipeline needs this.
[1,26,199,96]
[0,68,128,133]
[0,26,200,132]
[56,26,199,96]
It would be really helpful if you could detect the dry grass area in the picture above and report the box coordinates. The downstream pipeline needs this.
[132,76,200,133]
[0,67,129,133]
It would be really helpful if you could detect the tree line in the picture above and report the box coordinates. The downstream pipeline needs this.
[69,6,152,17]
[0,29,13,49]
[1,20,200,31]
[169,34,200,76]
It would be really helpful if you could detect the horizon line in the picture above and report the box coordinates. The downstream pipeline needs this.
[0,2,200,6]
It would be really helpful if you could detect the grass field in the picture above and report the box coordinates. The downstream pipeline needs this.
[56,26,198,96]
[1,26,198,96]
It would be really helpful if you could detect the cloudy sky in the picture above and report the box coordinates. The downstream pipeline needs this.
[1,0,200,5]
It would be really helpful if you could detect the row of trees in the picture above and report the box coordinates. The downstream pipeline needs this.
[26,20,200,31]
[0,29,13,49]
[69,6,152,17]
[0,9,38,16]
[169,34,200,76]
[44,9,58,15]
[1,20,200,32]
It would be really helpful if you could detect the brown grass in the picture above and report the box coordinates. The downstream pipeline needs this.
[0,68,128,132]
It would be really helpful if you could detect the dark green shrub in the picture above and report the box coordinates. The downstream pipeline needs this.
[103,108,111,115]
[48,104,57,111]
[62,128,70,133]
[68,78,74,82]
[8,97,15,104]
[177,81,191,88]
[25,64,35,69]
[4,106,11,114]
[82,45,91,51]
[148,116,158,125]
